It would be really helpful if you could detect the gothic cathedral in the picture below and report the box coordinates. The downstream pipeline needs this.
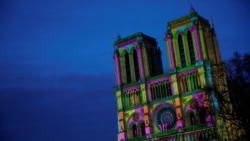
[113,7,228,141]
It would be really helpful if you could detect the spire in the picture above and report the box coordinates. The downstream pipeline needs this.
[210,17,217,35]
[190,5,196,13]
[116,33,121,41]
[211,17,215,29]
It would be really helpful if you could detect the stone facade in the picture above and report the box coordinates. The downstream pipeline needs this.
[113,7,229,141]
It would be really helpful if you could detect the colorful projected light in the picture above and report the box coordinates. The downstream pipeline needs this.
[113,6,228,141]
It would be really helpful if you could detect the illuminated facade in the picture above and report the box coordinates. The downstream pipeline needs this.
[113,7,228,141]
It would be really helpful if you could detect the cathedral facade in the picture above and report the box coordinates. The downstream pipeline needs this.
[113,7,228,141]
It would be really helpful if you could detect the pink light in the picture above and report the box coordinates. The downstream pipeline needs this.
[135,107,143,113]
[206,114,213,126]
[147,84,152,101]
[136,45,145,79]
[118,38,137,48]
[193,26,202,61]
[114,52,121,85]
[177,119,183,132]
[192,93,203,107]
[167,34,175,69]
[119,132,125,141]
[145,126,151,136]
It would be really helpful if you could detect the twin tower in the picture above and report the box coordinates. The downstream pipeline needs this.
[113,7,227,141]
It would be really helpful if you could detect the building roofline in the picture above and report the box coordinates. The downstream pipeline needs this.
[114,32,156,45]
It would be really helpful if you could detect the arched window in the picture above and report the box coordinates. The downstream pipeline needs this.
[196,73,201,89]
[190,112,196,125]
[187,31,196,64]
[125,52,131,83]
[166,82,172,97]
[150,81,172,102]
[191,74,197,91]
[156,106,177,131]
[157,83,161,100]
[178,77,184,94]
[130,92,134,107]
[150,86,154,101]
[123,94,127,109]
[161,82,166,98]
[141,122,145,136]
[155,83,160,100]
[126,94,129,108]
[198,108,206,124]
[134,91,139,106]
[132,124,137,137]
[128,93,132,108]
[178,34,186,67]
[181,76,189,93]
[133,50,140,81]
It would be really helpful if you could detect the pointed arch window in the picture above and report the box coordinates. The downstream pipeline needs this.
[190,112,196,125]
[178,34,186,67]
[161,82,166,98]
[125,52,131,83]
[187,31,196,64]
[132,124,137,137]
[198,108,206,124]
[133,50,140,81]
[150,80,172,102]
[140,122,145,136]
[185,111,194,126]
[166,82,172,97]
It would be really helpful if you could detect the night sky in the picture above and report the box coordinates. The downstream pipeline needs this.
[0,0,249,141]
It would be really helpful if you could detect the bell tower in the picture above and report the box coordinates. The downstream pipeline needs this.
[165,6,223,71]
[113,6,229,141]
[113,32,163,86]
[164,6,228,140]
[113,32,163,141]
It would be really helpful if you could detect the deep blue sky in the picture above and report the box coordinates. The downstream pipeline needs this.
[0,0,249,141]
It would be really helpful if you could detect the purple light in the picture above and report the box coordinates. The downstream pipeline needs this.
[193,26,202,61]
[206,114,213,126]
[118,38,137,48]
[177,119,183,132]
[122,85,140,93]
[114,52,121,85]
[145,127,151,136]
[136,45,145,79]
[146,84,152,101]
[167,34,176,69]
[119,132,125,141]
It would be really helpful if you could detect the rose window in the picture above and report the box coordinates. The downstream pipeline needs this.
[156,106,176,131]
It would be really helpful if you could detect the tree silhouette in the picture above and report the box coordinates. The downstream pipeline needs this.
[209,52,250,140]
[225,52,250,140]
